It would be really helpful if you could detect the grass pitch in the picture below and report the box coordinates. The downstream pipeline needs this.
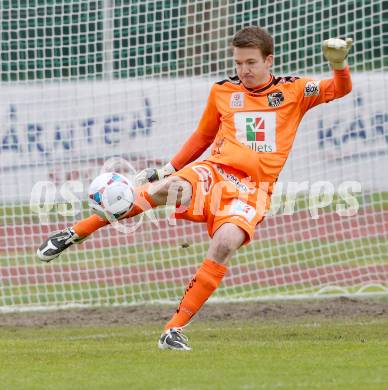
[1,316,387,390]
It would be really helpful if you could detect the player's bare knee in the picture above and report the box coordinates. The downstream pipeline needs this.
[208,223,246,263]
[147,177,171,205]
[208,237,239,263]
[161,177,190,206]
[211,240,236,261]
[176,179,192,206]
[149,176,192,206]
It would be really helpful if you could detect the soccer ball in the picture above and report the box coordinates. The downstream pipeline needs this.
[88,172,135,220]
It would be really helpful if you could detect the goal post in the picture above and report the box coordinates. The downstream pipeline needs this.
[0,0,387,312]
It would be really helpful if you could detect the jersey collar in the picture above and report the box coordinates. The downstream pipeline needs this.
[240,74,275,94]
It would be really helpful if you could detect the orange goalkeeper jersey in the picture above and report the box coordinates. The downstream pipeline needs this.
[171,67,352,185]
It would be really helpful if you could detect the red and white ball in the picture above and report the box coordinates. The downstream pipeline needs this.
[88,172,135,220]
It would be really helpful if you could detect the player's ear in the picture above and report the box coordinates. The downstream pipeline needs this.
[265,54,274,68]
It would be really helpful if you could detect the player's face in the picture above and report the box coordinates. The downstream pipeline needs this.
[233,47,274,89]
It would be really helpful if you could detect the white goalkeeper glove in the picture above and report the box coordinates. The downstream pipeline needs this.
[135,162,176,186]
[322,38,353,70]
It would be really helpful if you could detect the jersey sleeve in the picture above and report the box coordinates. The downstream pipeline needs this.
[295,66,352,113]
[171,84,221,170]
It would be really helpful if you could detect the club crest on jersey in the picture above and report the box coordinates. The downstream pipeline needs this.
[267,91,284,107]
[304,80,320,96]
[230,92,244,108]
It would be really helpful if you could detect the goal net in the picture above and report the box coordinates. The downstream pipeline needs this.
[1,0,387,311]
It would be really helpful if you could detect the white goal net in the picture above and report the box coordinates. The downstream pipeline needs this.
[1,0,387,312]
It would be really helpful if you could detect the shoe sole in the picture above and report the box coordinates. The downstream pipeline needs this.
[36,248,60,263]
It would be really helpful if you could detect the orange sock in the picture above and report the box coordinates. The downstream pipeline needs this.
[164,258,227,330]
[73,214,109,237]
[73,184,157,237]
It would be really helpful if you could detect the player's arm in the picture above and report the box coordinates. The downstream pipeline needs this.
[298,38,353,111]
[135,85,220,185]
[320,37,353,98]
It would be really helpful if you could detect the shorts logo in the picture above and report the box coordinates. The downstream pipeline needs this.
[215,165,254,193]
[229,199,256,222]
[192,165,213,194]
[234,111,276,153]
[230,92,244,108]
[304,81,320,97]
[267,91,284,107]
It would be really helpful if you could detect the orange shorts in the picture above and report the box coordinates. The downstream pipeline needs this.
[173,161,272,244]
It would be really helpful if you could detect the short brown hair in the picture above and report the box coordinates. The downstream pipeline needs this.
[232,26,274,57]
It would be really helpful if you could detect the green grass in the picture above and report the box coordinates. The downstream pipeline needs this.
[3,236,387,268]
[1,191,387,308]
[1,236,387,307]
[1,318,387,389]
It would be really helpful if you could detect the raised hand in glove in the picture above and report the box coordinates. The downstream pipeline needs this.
[322,38,353,70]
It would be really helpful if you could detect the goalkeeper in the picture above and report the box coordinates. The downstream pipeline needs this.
[37,27,352,351]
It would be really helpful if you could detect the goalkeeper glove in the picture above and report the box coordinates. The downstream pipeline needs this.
[322,38,353,70]
[135,162,176,186]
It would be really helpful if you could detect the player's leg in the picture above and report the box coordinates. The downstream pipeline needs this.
[37,177,192,262]
[206,222,247,263]
[37,184,153,262]
[158,223,246,351]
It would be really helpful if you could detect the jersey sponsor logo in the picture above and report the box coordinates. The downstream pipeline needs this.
[234,111,276,152]
[192,165,213,194]
[229,199,256,222]
[267,91,284,107]
[304,80,320,97]
[230,92,245,108]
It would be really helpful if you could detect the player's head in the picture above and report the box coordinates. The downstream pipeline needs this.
[232,26,274,89]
